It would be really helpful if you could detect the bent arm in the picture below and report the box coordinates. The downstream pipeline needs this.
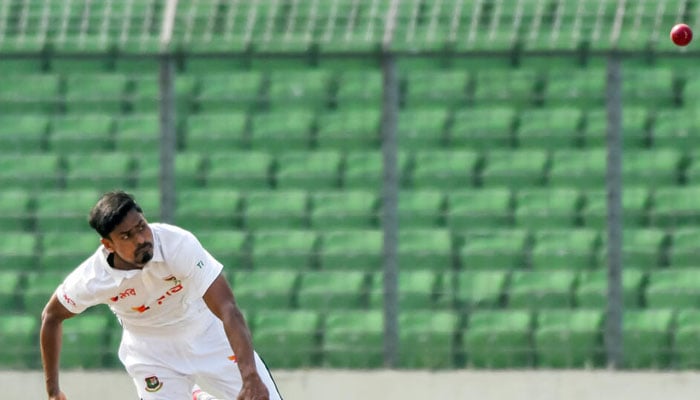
[203,274,269,399]
[40,293,77,399]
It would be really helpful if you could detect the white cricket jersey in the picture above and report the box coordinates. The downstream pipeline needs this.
[55,223,224,336]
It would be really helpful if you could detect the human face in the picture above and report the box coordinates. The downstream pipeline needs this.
[101,209,154,269]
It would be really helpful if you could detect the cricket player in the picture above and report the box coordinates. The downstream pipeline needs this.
[40,190,282,400]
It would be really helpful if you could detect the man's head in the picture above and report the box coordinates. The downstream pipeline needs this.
[89,191,154,267]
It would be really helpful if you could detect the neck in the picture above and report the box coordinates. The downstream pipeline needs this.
[108,252,143,271]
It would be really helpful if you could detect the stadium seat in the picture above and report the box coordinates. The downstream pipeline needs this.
[0,315,38,368]
[296,271,368,311]
[310,190,379,230]
[622,67,674,107]
[35,190,99,232]
[459,229,529,270]
[232,270,298,311]
[275,151,342,190]
[398,310,460,368]
[0,115,49,153]
[623,309,674,368]
[599,229,667,270]
[668,228,700,268]
[584,107,649,148]
[114,114,160,154]
[623,149,682,187]
[40,232,99,272]
[0,233,38,270]
[543,68,606,109]
[397,229,452,272]
[516,107,584,149]
[530,229,600,270]
[449,107,516,150]
[646,269,700,309]
[49,114,114,153]
[23,272,65,316]
[480,149,548,188]
[61,313,111,368]
[534,309,604,368]
[267,70,331,110]
[514,188,583,229]
[548,149,606,189]
[397,109,449,150]
[250,111,314,153]
[369,270,446,310]
[128,74,196,113]
[576,268,645,309]
[342,150,410,190]
[335,70,382,108]
[322,310,384,368]
[0,154,62,191]
[508,270,578,309]
[402,69,469,109]
[0,271,21,311]
[472,68,540,107]
[64,152,135,191]
[0,74,60,115]
[185,112,248,152]
[411,150,479,189]
[196,72,264,112]
[673,309,700,369]
[205,151,272,190]
[174,189,241,230]
[252,310,321,369]
[652,109,700,149]
[318,230,382,271]
[684,149,700,186]
[446,186,515,231]
[242,190,308,230]
[0,190,32,232]
[195,230,248,269]
[316,109,381,150]
[129,189,161,220]
[649,186,700,228]
[251,230,317,270]
[582,187,650,229]
[397,190,444,228]
[137,152,206,189]
[453,270,508,310]
[463,310,534,368]
[64,74,127,113]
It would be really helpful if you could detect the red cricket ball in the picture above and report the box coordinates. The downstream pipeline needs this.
[671,23,693,46]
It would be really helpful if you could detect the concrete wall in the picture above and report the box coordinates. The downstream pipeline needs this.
[6,369,700,399]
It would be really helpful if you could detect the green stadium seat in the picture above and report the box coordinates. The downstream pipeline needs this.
[576,268,645,309]
[459,229,528,270]
[137,152,205,189]
[398,310,460,368]
[481,149,548,188]
[397,109,448,150]
[544,68,606,109]
[453,270,507,310]
[673,309,700,368]
[534,309,604,368]
[296,271,367,311]
[472,69,540,107]
[369,270,446,310]
[584,107,649,148]
[0,315,39,368]
[129,189,161,220]
[342,150,410,190]
[185,112,248,152]
[275,151,342,190]
[623,149,682,187]
[267,70,331,110]
[251,230,317,270]
[322,310,384,368]
[0,233,38,269]
[0,190,32,231]
[64,153,135,191]
[310,190,378,230]
[669,228,700,268]
[646,269,700,309]
[40,232,99,272]
[319,230,382,271]
[174,189,241,230]
[250,111,314,152]
[114,114,160,154]
[0,115,49,153]
[316,109,381,150]
[397,190,444,228]
[582,187,650,229]
[531,229,600,270]
[411,150,479,189]
[0,154,62,191]
[398,229,452,271]
[446,188,513,230]
[449,107,516,150]
[516,107,583,149]
[0,74,60,114]
[622,67,674,107]
[252,310,321,369]
[232,270,298,311]
[35,190,99,232]
[64,74,127,113]
[652,109,700,149]
[463,310,533,368]
[196,230,248,269]
[684,149,700,186]
[129,74,196,113]
[514,188,582,229]
[402,70,469,109]
[243,190,308,230]
[0,271,21,311]
[335,70,382,108]
[196,72,264,112]
[623,309,674,368]
[23,272,64,316]
[49,114,114,153]
[61,313,111,368]
[549,148,606,188]
[599,229,667,270]
[508,270,578,309]
[205,151,272,190]
[649,186,700,228]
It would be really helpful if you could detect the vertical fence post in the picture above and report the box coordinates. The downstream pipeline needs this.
[606,54,624,369]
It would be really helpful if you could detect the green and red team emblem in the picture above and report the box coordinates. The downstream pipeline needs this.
[145,376,163,392]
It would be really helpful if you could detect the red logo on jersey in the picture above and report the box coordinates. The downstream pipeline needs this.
[228,355,237,363]
[130,278,183,314]
[110,288,136,302]
[131,304,151,313]
[63,293,76,307]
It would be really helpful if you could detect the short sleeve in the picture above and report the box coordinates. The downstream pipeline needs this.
[168,231,224,304]
[55,268,101,314]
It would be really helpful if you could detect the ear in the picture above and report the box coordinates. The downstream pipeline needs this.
[101,238,114,253]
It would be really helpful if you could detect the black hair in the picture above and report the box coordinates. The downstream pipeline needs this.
[88,191,143,238]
